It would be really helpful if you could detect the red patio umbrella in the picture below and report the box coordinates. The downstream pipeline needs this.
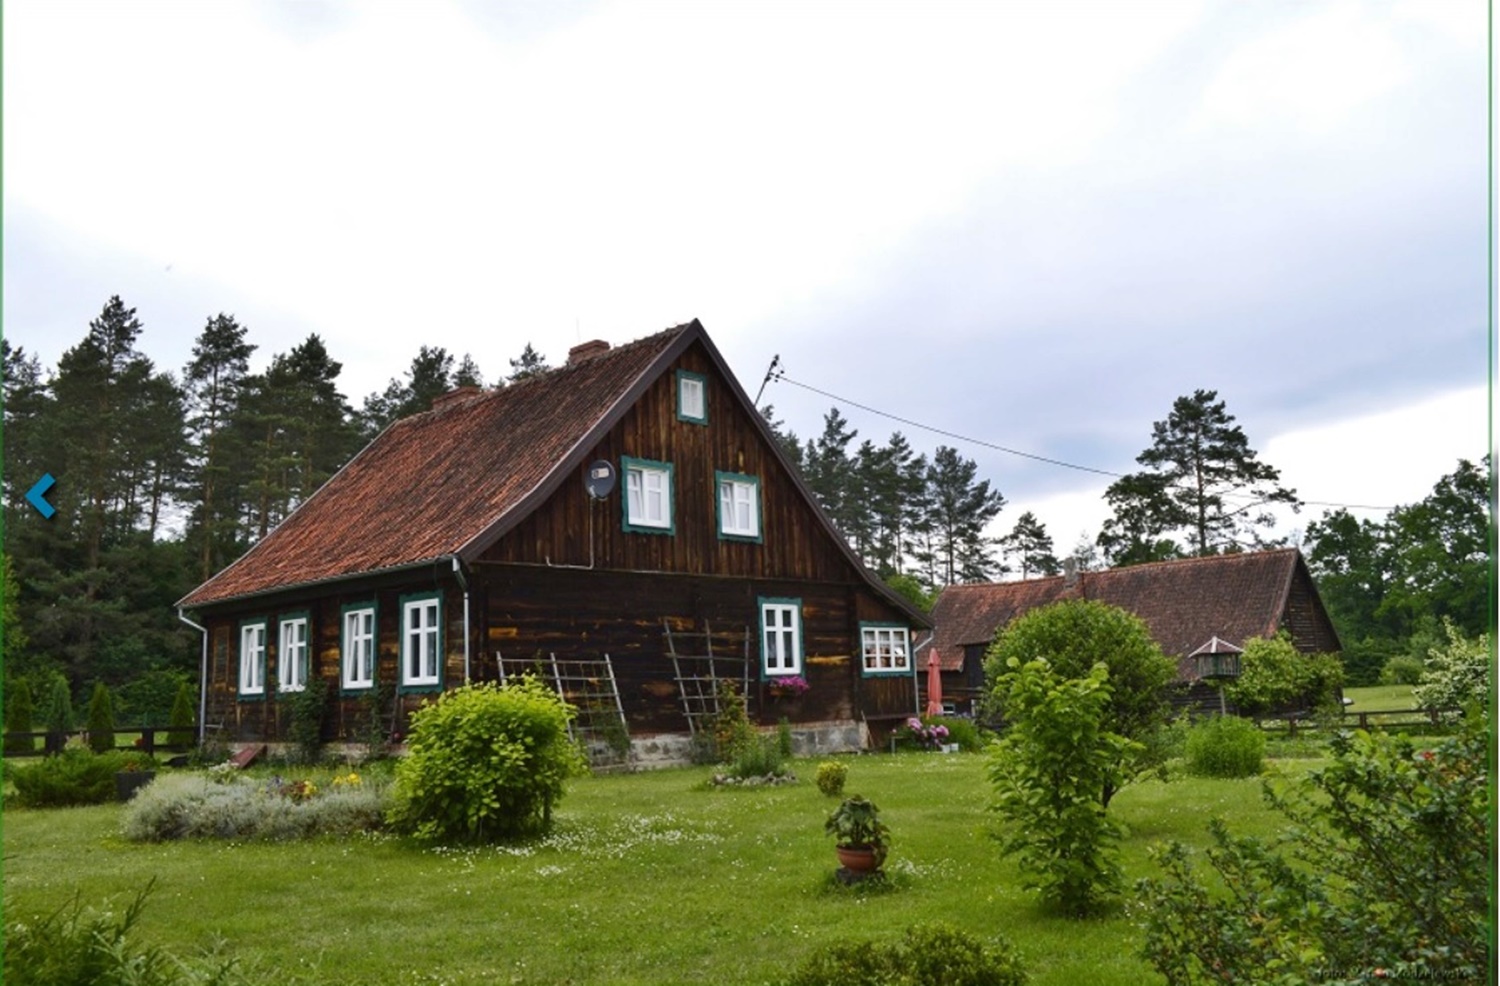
[925,649,944,718]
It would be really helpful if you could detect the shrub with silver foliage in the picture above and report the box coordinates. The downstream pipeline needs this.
[121,774,387,842]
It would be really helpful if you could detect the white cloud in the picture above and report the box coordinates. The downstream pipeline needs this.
[1194,2,1412,134]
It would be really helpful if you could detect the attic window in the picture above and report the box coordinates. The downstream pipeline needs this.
[717,472,761,541]
[623,456,674,533]
[677,371,707,424]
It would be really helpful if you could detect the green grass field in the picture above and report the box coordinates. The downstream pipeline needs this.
[1341,683,1416,711]
[2,752,1308,986]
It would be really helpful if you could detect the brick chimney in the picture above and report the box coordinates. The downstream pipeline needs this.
[431,386,483,411]
[567,339,611,364]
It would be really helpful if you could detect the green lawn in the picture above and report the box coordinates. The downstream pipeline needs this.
[2,753,1305,986]
[1342,683,1416,712]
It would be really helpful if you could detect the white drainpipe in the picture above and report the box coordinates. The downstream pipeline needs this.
[177,608,209,745]
[452,556,472,683]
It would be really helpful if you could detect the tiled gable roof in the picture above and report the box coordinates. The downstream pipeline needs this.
[180,324,690,607]
[929,549,1314,674]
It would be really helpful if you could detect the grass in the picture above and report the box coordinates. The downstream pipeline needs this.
[1342,683,1416,712]
[2,752,1307,986]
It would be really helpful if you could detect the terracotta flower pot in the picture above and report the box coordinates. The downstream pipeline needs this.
[835,845,881,872]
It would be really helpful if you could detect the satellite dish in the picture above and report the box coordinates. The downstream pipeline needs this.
[584,460,617,499]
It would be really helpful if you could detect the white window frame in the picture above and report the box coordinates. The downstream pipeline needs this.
[717,472,761,540]
[760,599,803,676]
[342,606,376,690]
[278,616,309,692]
[677,370,707,424]
[860,625,911,675]
[623,457,674,533]
[401,595,442,688]
[239,621,266,697]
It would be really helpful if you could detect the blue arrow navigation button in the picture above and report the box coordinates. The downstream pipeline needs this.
[26,474,56,519]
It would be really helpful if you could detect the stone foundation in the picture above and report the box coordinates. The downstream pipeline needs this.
[624,719,867,770]
[236,719,870,770]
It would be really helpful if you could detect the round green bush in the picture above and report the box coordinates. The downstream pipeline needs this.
[815,760,848,797]
[386,678,584,842]
[1378,654,1424,686]
[1184,715,1265,778]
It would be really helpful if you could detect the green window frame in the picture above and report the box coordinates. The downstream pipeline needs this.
[676,369,708,425]
[759,597,803,677]
[622,455,675,534]
[238,618,268,699]
[398,591,443,693]
[859,623,911,676]
[715,471,762,543]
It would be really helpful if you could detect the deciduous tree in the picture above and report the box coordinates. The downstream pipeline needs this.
[984,599,1175,806]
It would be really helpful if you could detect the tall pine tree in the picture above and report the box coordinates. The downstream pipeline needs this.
[1100,390,1300,560]
[183,314,256,580]
[1001,511,1061,579]
[926,445,1005,584]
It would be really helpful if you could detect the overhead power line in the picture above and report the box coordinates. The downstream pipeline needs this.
[768,370,1396,514]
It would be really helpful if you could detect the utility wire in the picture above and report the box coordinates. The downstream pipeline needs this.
[769,370,1396,513]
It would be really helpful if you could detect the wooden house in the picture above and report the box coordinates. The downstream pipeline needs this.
[926,549,1342,716]
[178,321,930,762]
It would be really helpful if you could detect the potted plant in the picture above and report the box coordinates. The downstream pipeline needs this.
[114,757,157,801]
[767,675,810,700]
[824,795,889,873]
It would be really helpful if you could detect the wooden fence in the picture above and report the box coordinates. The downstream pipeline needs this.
[1261,707,1462,737]
[3,726,188,757]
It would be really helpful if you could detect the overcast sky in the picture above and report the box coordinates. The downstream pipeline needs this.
[4,0,1491,561]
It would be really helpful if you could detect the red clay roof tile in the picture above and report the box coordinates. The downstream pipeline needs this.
[180,324,688,607]
[929,549,1311,673]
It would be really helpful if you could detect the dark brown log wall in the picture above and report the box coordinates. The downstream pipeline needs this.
[482,342,857,584]
[202,576,466,744]
[474,564,915,734]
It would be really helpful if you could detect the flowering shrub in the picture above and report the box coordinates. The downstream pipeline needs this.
[767,675,810,698]
[900,716,949,750]
[267,777,318,802]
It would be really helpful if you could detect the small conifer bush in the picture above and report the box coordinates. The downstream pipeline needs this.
[5,678,36,754]
[86,682,116,754]
[167,682,196,749]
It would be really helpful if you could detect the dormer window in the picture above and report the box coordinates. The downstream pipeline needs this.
[677,370,707,424]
